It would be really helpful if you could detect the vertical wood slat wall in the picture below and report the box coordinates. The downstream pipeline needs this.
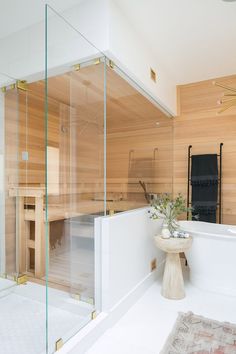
[174,75,236,225]
[4,69,236,276]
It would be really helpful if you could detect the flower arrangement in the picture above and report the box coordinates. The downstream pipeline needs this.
[149,193,193,236]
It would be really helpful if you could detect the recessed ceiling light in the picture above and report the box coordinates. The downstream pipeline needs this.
[156,122,160,126]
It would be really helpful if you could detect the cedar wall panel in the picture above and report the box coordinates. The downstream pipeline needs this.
[174,75,236,224]
[106,125,173,202]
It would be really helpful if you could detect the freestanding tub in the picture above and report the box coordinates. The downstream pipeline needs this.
[179,220,236,296]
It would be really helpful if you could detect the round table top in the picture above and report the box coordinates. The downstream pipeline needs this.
[154,235,193,253]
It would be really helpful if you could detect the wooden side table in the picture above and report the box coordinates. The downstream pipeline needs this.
[155,236,192,300]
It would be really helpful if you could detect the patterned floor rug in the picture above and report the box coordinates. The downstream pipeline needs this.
[161,312,236,354]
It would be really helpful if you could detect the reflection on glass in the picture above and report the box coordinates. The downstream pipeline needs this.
[46,5,106,352]
[106,66,173,212]
[3,84,19,283]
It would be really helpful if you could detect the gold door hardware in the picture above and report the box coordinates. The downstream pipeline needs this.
[15,274,28,285]
[91,310,97,320]
[16,80,28,91]
[109,60,115,69]
[55,338,63,351]
[1,84,16,92]
[73,63,81,71]
[94,58,101,65]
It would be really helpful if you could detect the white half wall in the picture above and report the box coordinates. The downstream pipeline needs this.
[60,207,165,354]
[98,207,165,312]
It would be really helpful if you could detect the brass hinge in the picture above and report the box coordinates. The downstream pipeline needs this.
[1,83,16,93]
[73,63,81,71]
[15,274,28,285]
[94,57,101,65]
[16,80,28,91]
[55,338,63,351]
[91,310,97,320]
[109,60,115,69]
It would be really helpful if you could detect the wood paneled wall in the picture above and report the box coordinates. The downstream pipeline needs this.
[106,124,173,203]
[106,67,173,205]
[174,75,236,224]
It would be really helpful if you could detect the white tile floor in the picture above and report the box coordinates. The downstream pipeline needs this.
[85,266,236,354]
[0,281,93,354]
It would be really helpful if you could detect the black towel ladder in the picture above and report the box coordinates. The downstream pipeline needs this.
[186,143,223,224]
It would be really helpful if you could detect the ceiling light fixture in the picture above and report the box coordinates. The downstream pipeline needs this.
[213,81,236,113]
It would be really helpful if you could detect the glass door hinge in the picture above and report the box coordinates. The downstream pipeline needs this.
[91,310,97,320]
[16,80,28,91]
[55,338,63,351]
[15,274,28,285]
[73,63,81,71]
[94,58,101,65]
[109,60,115,69]
[1,83,16,92]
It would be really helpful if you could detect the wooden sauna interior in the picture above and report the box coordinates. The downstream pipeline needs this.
[4,62,173,291]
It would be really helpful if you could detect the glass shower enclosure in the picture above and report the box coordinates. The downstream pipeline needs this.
[0,3,173,353]
[0,4,106,353]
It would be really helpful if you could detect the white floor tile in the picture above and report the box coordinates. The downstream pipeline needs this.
[86,269,236,354]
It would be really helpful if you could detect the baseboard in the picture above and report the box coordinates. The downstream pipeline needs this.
[58,261,165,354]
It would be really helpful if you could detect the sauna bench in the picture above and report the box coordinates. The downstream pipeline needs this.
[9,186,147,279]
[9,187,104,279]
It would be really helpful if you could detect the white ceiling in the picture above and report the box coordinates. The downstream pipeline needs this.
[0,0,235,86]
[0,0,84,40]
[114,0,236,84]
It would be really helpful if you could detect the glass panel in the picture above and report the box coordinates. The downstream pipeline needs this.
[0,80,5,283]
[0,1,47,353]
[46,5,105,352]
[106,64,173,212]
[1,75,18,291]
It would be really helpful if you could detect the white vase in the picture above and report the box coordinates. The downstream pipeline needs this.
[161,223,171,238]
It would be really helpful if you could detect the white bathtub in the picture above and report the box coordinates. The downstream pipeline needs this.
[179,220,236,297]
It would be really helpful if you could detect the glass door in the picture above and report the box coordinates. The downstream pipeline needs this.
[45,5,106,352]
[68,60,105,304]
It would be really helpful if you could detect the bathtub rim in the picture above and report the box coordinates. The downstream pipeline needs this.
[179,220,236,241]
